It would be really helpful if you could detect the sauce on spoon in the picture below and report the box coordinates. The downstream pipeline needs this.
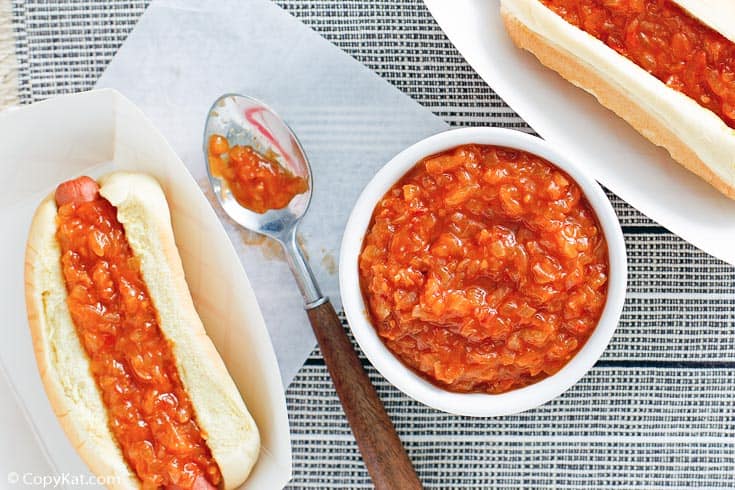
[208,134,308,214]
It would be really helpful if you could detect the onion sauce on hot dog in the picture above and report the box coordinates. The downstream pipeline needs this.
[25,173,260,490]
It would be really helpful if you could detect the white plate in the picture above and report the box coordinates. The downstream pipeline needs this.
[424,0,735,266]
[0,90,291,489]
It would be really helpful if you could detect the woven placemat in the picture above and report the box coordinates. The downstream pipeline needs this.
[10,1,735,488]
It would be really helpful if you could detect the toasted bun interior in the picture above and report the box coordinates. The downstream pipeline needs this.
[25,172,260,489]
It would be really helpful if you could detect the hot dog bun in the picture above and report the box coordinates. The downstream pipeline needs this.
[25,172,260,489]
[500,0,735,199]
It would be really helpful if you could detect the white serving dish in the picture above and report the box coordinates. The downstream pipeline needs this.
[424,0,735,266]
[340,127,627,417]
[0,89,291,489]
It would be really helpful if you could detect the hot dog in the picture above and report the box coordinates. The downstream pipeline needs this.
[24,172,260,490]
[500,0,735,198]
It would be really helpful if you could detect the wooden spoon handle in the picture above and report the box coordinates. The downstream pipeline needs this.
[306,299,422,490]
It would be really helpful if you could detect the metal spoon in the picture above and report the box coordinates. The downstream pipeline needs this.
[204,94,421,490]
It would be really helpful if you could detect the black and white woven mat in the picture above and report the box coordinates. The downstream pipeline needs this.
[10,1,735,488]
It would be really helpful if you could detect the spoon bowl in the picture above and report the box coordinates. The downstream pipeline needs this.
[204,94,311,240]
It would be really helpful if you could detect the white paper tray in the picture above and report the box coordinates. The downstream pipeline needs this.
[0,89,291,489]
[424,0,735,265]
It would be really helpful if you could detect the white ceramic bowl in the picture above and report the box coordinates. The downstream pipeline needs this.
[339,127,627,417]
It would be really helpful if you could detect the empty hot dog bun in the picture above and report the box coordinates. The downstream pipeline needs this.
[25,172,260,489]
[500,0,735,199]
